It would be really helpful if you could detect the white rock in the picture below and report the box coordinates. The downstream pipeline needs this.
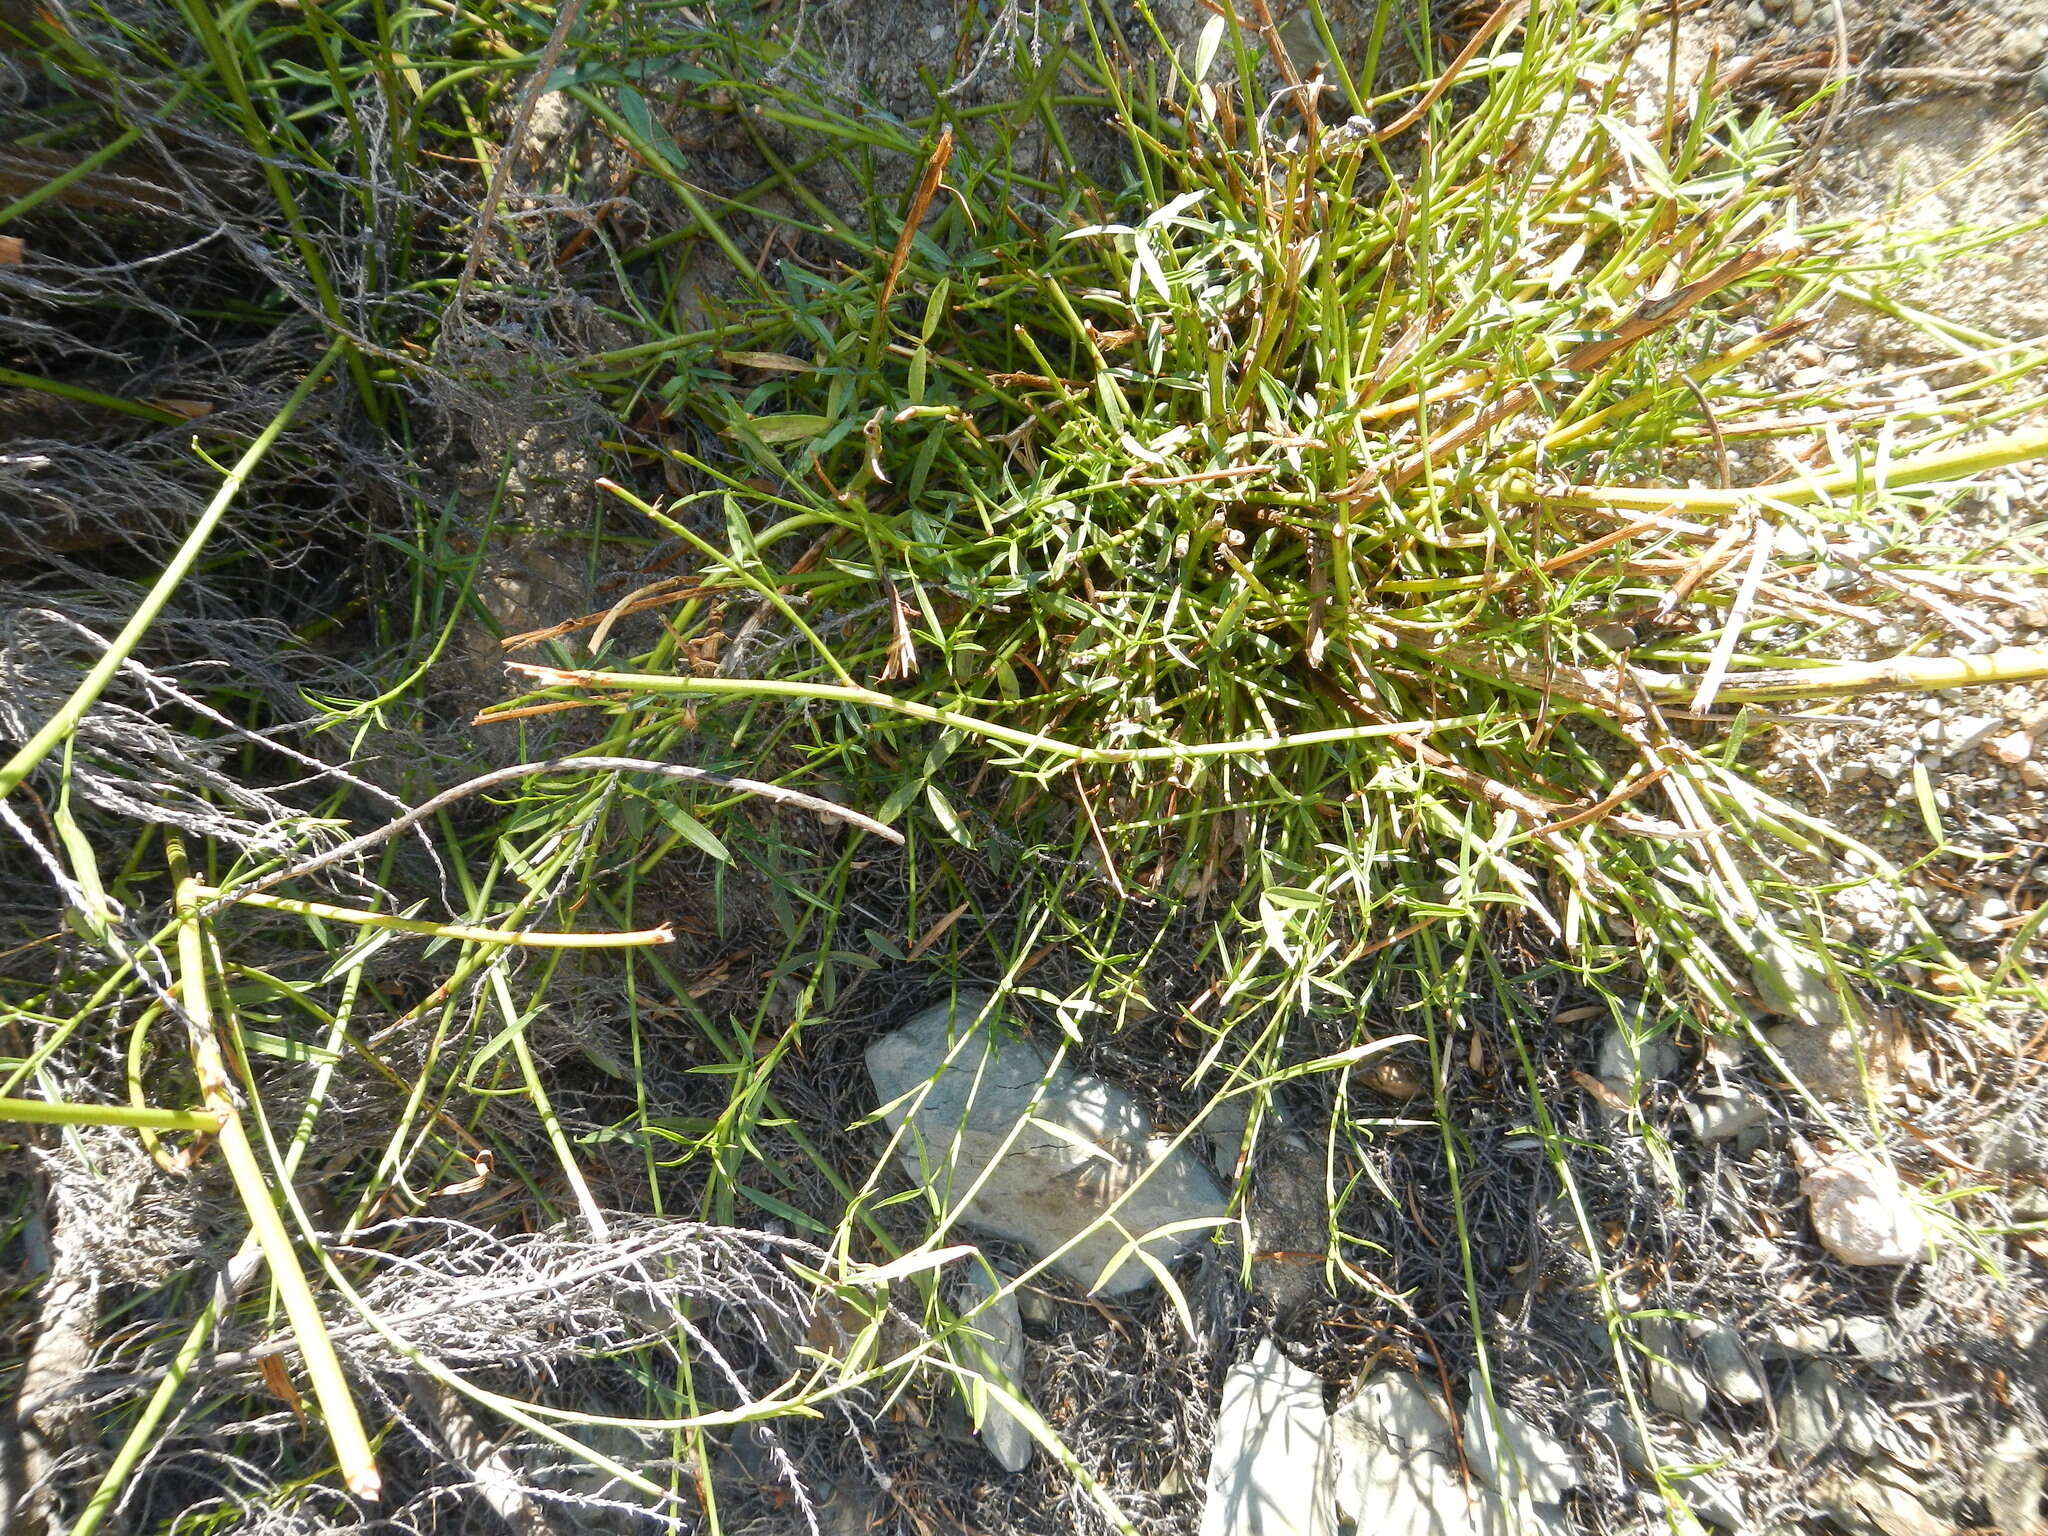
[1476,1495,1576,1536]
[1334,1376,1573,1536]
[1200,1338,1336,1536]
[1801,1153,1933,1266]
[1460,1396,1580,1506]
[1986,732,2034,766]
[866,994,1229,1296]
[958,1266,1033,1472]
[1685,1087,1770,1143]
[1689,1319,1767,1406]
[1329,1372,1461,1528]
[524,90,576,148]
[2000,25,2045,67]
[1640,1317,1709,1422]
[1943,714,2004,760]
[1597,1019,1680,1097]
[1748,934,1843,1027]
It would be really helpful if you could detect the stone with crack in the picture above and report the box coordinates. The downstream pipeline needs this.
[1810,1465,1948,1536]
[1201,1337,1336,1536]
[866,992,1229,1297]
[1777,1362,1897,1465]
[1329,1372,1465,1533]
[1331,1374,1575,1536]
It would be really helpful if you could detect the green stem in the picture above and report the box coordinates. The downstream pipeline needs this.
[0,341,344,801]
[0,365,188,425]
[169,842,381,1500]
[0,1096,220,1131]
[200,886,674,949]
[507,664,1501,764]
[1519,422,2048,512]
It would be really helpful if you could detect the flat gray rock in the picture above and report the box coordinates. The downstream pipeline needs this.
[1330,1372,1463,1534]
[958,1265,1033,1472]
[866,993,1229,1297]
[1777,1362,1894,1465]
[1335,1375,1577,1536]
[1748,935,1844,1027]
[1200,1338,1335,1536]
[1811,1467,1948,1536]
[1685,1475,1748,1531]
[1689,1319,1766,1407]
[1461,1396,1580,1507]
[1640,1317,1708,1423]
[1685,1087,1770,1144]
[1597,1020,1680,1093]
[1475,1497,1575,1536]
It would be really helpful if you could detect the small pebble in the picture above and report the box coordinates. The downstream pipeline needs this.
[1686,1087,1770,1143]
[1768,1321,1841,1358]
[1987,732,2034,766]
[1801,1151,1933,1266]
[1788,0,1812,23]
[1642,1316,1710,1423]
[1744,1,1770,27]
[1944,715,2002,758]
[1690,1320,1767,1406]
[2022,761,2048,790]
[1839,1318,1891,1360]
[1597,1018,1680,1101]
[2003,25,2046,67]
[1772,524,1817,559]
